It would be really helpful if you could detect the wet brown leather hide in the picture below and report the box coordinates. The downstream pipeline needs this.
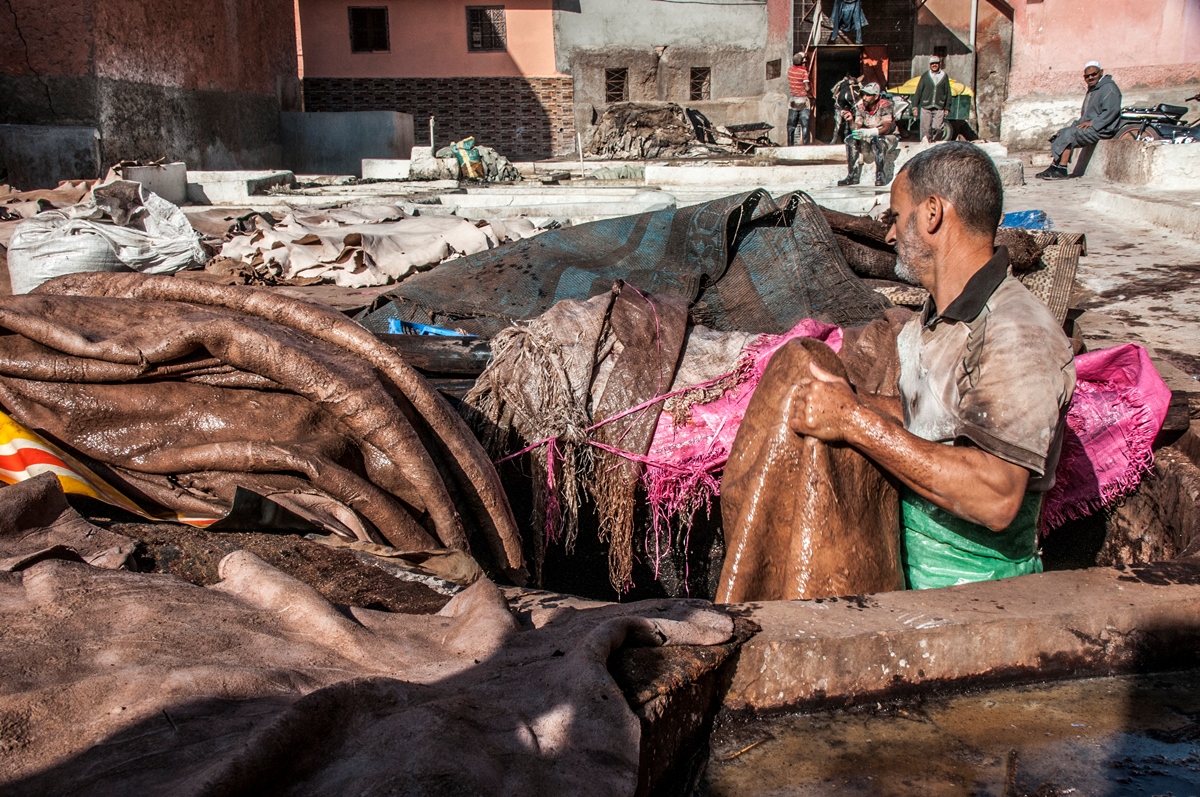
[0,273,524,580]
[717,309,912,603]
[0,476,733,797]
[591,286,689,590]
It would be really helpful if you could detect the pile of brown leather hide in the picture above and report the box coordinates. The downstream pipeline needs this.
[468,281,913,602]
[0,272,524,580]
[0,474,732,796]
[466,282,693,591]
[821,206,1045,282]
[587,102,700,159]
[718,309,912,602]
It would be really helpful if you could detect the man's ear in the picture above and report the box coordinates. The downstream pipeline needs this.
[922,194,946,235]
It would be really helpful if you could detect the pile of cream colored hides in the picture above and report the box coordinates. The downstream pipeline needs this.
[219,204,544,288]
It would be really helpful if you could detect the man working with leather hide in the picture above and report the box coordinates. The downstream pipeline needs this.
[792,143,1076,588]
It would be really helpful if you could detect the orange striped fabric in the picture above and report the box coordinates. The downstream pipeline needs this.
[788,64,811,98]
[0,411,220,527]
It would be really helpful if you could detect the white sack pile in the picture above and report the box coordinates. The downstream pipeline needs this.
[220,204,543,289]
[6,180,206,294]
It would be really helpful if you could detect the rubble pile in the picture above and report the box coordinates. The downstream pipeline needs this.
[587,102,704,159]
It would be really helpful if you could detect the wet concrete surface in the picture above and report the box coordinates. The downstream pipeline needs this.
[1003,170,1200,379]
[705,668,1200,797]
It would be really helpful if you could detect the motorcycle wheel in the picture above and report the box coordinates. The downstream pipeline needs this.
[1116,123,1162,141]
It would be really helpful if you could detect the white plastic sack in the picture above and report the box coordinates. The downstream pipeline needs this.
[6,180,205,294]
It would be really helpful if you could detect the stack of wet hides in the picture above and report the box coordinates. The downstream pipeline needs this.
[821,205,1046,282]
[465,279,910,596]
[0,272,524,581]
[0,473,733,796]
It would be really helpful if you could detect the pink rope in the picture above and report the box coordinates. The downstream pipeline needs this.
[494,369,736,466]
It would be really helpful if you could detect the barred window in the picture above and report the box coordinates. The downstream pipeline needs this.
[605,68,628,103]
[766,59,782,80]
[467,6,507,52]
[690,67,711,101]
[348,7,389,53]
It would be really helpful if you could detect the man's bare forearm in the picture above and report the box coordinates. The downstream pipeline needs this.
[859,393,902,421]
[843,404,1028,530]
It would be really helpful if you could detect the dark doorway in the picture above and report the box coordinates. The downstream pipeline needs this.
[812,48,861,144]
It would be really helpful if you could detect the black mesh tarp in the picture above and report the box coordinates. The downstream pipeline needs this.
[361,189,890,337]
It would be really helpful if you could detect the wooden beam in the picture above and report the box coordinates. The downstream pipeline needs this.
[376,334,492,376]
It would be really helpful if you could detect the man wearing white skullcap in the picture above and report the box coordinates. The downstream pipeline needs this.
[1036,61,1122,179]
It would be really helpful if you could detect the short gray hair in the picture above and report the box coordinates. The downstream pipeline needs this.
[899,142,1003,237]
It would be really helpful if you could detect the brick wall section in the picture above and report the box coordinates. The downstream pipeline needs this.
[303,77,575,161]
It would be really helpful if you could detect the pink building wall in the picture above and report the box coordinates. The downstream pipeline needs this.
[1008,0,1200,97]
[298,0,562,79]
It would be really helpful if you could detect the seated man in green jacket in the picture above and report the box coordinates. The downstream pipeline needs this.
[913,55,951,142]
[792,142,1077,588]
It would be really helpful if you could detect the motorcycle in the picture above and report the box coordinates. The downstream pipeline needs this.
[1115,94,1200,143]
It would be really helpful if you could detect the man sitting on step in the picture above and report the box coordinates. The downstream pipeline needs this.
[838,83,898,187]
[1036,61,1122,180]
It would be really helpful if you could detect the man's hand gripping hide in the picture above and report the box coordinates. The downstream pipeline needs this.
[788,361,861,443]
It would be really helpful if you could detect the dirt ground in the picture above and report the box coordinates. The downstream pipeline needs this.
[112,520,451,614]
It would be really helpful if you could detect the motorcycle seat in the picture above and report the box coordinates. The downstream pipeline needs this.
[1157,103,1189,116]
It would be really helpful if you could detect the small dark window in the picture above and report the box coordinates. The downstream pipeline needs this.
[605,68,628,103]
[766,59,782,80]
[348,7,389,53]
[467,6,507,51]
[690,67,711,101]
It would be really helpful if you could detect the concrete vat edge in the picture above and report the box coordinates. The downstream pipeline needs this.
[722,558,1200,714]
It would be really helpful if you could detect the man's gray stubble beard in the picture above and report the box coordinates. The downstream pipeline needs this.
[894,214,933,285]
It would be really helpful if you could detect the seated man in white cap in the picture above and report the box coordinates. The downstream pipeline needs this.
[1036,61,1122,179]
[838,82,898,187]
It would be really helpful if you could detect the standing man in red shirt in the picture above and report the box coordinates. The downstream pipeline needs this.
[787,52,813,146]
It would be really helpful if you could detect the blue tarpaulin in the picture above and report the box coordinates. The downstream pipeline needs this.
[1001,210,1054,230]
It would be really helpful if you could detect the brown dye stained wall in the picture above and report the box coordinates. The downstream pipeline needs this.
[90,0,295,95]
[0,0,299,172]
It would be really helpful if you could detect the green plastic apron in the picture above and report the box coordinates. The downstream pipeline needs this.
[901,488,1043,590]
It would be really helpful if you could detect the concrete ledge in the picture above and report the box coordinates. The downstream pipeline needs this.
[1087,138,1200,189]
[436,188,675,219]
[759,145,846,164]
[646,163,848,190]
[725,558,1200,714]
[994,157,1026,187]
[362,159,412,180]
[1086,186,1200,241]
[647,142,1011,191]
[185,170,295,205]
[121,162,187,205]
